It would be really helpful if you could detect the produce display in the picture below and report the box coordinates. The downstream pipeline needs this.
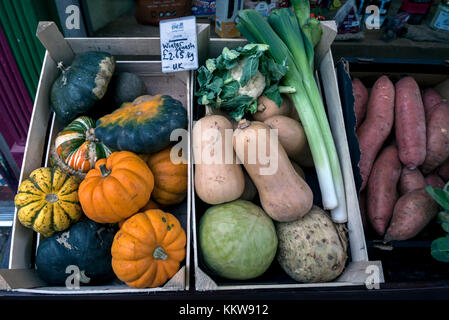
[14,167,82,237]
[194,1,349,285]
[356,75,449,245]
[13,52,189,289]
[111,209,186,288]
[52,116,113,179]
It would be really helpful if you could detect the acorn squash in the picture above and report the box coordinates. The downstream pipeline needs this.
[52,116,113,180]
[36,220,117,286]
[50,51,115,123]
[95,94,187,154]
[14,167,82,237]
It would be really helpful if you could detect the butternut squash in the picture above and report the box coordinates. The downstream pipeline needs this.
[253,95,300,122]
[263,115,313,167]
[193,115,245,204]
[233,120,313,221]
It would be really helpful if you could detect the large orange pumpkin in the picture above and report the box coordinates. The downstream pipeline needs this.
[111,209,186,288]
[78,151,154,223]
[145,147,188,205]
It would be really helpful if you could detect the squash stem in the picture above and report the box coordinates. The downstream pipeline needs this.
[153,246,168,260]
[99,164,111,178]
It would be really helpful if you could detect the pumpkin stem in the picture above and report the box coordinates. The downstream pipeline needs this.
[153,246,168,261]
[99,164,111,178]
[57,62,71,85]
[85,128,98,142]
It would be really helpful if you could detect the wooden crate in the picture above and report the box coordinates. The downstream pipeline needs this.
[0,22,210,294]
[191,21,384,291]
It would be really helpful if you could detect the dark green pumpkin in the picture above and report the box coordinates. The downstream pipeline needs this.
[51,51,115,123]
[95,94,188,154]
[35,220,117,286]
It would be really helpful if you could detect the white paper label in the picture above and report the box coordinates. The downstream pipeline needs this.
[434,11,449,31]
[160,16,199,73]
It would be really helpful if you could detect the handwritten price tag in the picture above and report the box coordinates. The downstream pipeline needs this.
[160,16,199,73]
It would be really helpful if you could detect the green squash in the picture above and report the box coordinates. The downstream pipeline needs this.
[95,94,187,154]
[199,200,278,280]
[35,220,117,286]
[51,51,115,123]
[86,72,147,120]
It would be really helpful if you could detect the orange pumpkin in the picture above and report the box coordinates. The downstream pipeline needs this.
[145,147,188,205]
[111,209,186,288]
[117,199,159,228]
[78,151,154,223]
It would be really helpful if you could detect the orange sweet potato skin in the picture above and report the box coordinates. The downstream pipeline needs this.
[395,77,427,169]
[384,188,439,242]
[367,145,402,235]
[421,101,449,174]
[399,167,426,196]
[352,78,368,129]
[357,76,395,190]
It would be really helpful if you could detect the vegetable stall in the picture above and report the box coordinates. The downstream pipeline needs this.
[1,0,449,299]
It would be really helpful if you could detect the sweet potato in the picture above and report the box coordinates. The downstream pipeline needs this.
[384,188,439,242]
[437,159,449,181]
[422,89,443,116]
[425,173,445,189]
[395,77,427,169]
[352,78,368,129]
[357,75,395,190]
[421,101,449,174]
[399,167,426,195]
[367,145,402,235]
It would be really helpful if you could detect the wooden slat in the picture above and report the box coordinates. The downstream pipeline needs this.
[319,50,368,262]
[36,21,75,66]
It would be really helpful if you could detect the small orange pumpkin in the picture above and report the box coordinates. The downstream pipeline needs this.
[145,147,188,205]
[111,209,186,288]
[78,151,154,223]
[117,199,159,228]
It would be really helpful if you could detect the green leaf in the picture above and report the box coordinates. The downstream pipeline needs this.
[219,95,254,121]
[220,80,240,100]
[222,47,240,60]
[442,222,449,233]
[431,237,449,262]
[263,84,282,108]
[267,58,289,82]
[444,181,449,193]
[239,56,260,87]
[438,211,449,224]
[197,66,213,87]
[426,186,449,212]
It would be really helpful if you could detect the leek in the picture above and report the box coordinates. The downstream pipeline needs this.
[268,8,347,223]
[237,10,338,210]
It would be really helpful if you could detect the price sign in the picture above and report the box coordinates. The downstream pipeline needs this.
[159,16,199,73]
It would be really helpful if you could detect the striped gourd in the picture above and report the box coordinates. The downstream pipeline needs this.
[14,167,83,237]
[53,116,112,180]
